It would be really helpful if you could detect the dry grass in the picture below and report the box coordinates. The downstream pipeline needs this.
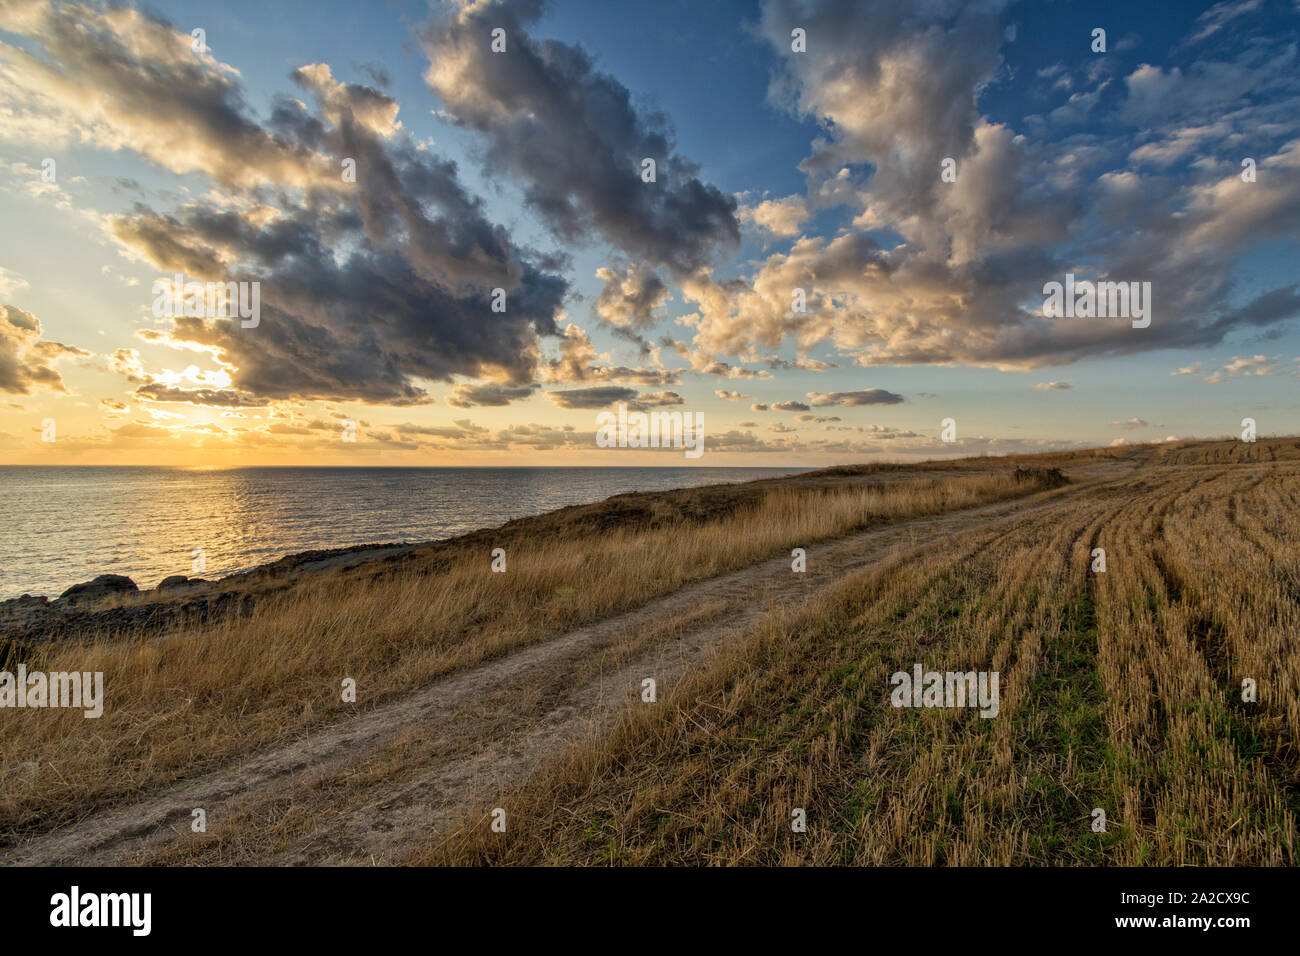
[410,442,1299,866]
[0,466,1058,836]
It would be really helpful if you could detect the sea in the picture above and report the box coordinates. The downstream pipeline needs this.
[0,466,809,599]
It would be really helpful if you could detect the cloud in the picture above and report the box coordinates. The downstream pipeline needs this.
[739,195,809,236]
[1187,0,1263,44]
[291,62,401,139]
[844,424,919,438]
[1119,49,1296,127]
[112,186,566,405]
[489,422,591,450]
[133,384,270,407]
[773,400,811,412]
[357,62,392,89]
[0,0,333,189]
[421,0,739,274]
[6,0,1299,455]
[1174,354,1283,384]
[1213,284,1300,330]
[1221,354,1281,376]
[1,2,576,408]
[446,382,537,408]
[1129,123,1227,168]
[0,305,89,394]
[760,0,1007,182]
[0,266,28,297]
[659,336,774,379]
[806,389,904,407]
[1112,417,1149,429]
[1206,354,1282,383]
[594,264,670,330]
[6,1,573,406]
[547,386,682,411]
[706,429,797,452]
[645,0,1300,372]
[542,324,679,386]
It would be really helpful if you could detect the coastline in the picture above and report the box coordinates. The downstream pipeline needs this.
[0,463,848,645]
[0,464,813,604]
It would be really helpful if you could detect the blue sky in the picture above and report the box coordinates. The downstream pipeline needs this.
[1,0,1297,465]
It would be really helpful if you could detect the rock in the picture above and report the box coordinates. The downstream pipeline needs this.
[0,593,54,630]
[58,574,138,603]
[158,576,209,593]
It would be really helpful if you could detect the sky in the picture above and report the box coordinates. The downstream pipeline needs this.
[0,0,1297,467]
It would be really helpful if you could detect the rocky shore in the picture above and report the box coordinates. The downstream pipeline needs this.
[0,542,414,646]
[0,462,936,647]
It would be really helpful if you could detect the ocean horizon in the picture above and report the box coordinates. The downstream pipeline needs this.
[0,465,810,599]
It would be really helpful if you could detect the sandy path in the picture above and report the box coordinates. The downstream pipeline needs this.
[2,460,1141,866]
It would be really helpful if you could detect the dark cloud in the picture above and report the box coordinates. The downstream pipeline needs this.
[446,382,538,407]
[116,191,565,404]
[2,3,569,407]
[422,0,739,274]
[1213,283,1300,330]
[133,384,271,408]
[807,389,905,407]
[547,386,683,411]
[48,10,572,406]
[356,62,392,89]
[547,386,640,409]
